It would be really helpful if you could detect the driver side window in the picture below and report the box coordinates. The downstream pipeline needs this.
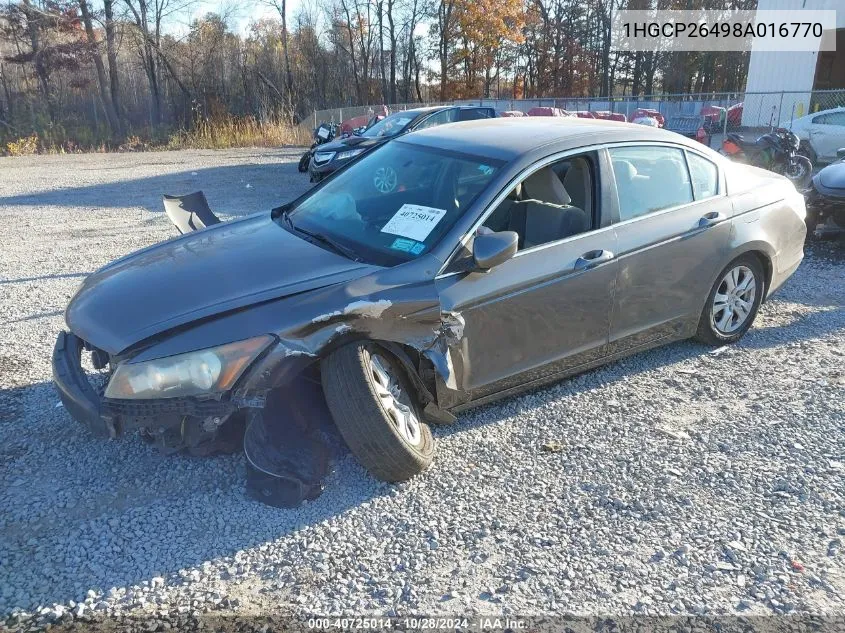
[481,153,596,250]
[416,109,458,130]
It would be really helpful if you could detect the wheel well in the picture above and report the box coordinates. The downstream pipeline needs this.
[747,250,773,300]
[314,338,437,404]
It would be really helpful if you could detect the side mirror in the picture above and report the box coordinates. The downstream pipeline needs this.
[836,147,845,160]
[472,231,518,271]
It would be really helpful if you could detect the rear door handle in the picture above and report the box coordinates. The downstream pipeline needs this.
[698,211,725,228]
[574,249,615,271]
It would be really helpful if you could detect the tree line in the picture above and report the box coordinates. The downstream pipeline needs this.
[0,0,755,149]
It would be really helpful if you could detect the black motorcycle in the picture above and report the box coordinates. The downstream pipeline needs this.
[803,149,845,236]
[298,122,338,173]
[721,127,813,188]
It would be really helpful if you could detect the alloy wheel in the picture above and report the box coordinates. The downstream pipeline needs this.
[369,354,422,446]
[711,265,757,334]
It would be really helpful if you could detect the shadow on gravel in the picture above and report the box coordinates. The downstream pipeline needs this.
[1,239,841,612]
[2,309,65,325]
[0,272,90,285]
[0,162,313,215]
[2,273,842,611]
[0,379,381,612]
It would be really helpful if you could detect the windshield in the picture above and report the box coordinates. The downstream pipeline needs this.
[361,112,416,138]
[284,142,503,266]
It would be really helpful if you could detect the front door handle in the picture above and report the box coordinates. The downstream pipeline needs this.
[574,249,615,271]
[698,211,725,228]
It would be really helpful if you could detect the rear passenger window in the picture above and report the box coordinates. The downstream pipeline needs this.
[686,152,719,199]
[609,146,693,221]
[458,108,493,121]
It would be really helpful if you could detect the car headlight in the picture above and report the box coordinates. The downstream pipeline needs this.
[313,151,335,164]
[336,149,364,161]
[104,335,273,400]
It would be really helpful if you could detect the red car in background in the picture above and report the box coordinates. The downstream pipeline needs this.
[628,108,665,127]
[701,105,725,128]
[339,105,389,136]
[701,102,744,132]
[571,111,597,118]
[593,110,627,122]
[499,110,526,117]
[527,106,574,117]
[727,102,744,127]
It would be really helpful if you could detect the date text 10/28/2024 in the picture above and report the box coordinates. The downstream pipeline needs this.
[308,617,529,630]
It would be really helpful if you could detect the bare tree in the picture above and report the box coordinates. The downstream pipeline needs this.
[103,0,123,125]
[78,0,121,137]
[434,0,455,99]
[265,0,295,113]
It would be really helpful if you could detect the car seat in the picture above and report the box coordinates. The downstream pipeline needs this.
[507,168,589,249]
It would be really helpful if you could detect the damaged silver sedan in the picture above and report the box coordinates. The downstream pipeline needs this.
[53,118,807,506]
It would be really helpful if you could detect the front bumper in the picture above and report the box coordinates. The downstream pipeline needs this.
[308,157,355,182]
[52,331,237,438]
[308,161,335,182]
[52,331,115,437]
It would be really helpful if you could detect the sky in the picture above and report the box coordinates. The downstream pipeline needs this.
[183,0,301,36]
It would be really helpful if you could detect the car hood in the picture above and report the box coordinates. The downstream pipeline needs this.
[319,135,388,153]
[66,213,377,354]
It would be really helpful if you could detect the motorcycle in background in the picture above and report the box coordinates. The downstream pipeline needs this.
[298,122,338,173]
[803,148,845,237]
[720,127,813,188]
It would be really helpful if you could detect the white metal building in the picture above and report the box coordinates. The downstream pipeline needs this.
[742,0,844,126]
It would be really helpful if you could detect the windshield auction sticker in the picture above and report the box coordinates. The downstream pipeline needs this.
[381,204,447,242]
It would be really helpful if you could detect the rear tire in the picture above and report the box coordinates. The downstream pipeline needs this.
[321,342,434,482]
[695,255,765,346]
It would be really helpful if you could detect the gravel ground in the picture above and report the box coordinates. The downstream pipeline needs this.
[1,148,844,626]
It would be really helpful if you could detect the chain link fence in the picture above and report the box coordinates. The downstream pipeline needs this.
[307,90,845,143]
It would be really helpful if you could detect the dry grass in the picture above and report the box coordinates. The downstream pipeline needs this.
[1,116,310,156]
[166,117,311,150]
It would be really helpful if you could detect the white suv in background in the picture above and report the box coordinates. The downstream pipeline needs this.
[782,106,845,164]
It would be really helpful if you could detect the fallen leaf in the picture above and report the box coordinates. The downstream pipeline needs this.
[541,441,564,453]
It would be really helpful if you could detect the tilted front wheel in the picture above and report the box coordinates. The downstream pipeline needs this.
[785,156,813,189]
[321,342,434,482]
[695,255,765,346]
[298,151,311,173]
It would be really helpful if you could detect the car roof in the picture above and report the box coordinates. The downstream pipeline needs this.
[795,106,845,123]
[396,106,443,117]
[396,104,491,118]
[810,106,845,116]
[398,116,704,161]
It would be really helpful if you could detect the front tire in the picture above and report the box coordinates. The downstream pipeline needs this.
[695,255,765,346]
[321,342,434,482]
[785,156,813,189]
[798,141,817,166]
[298,151,311,173]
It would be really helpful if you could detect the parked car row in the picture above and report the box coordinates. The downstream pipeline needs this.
[304,105,675,181]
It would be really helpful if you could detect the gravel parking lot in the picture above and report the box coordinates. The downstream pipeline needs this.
[1,148,843,625]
